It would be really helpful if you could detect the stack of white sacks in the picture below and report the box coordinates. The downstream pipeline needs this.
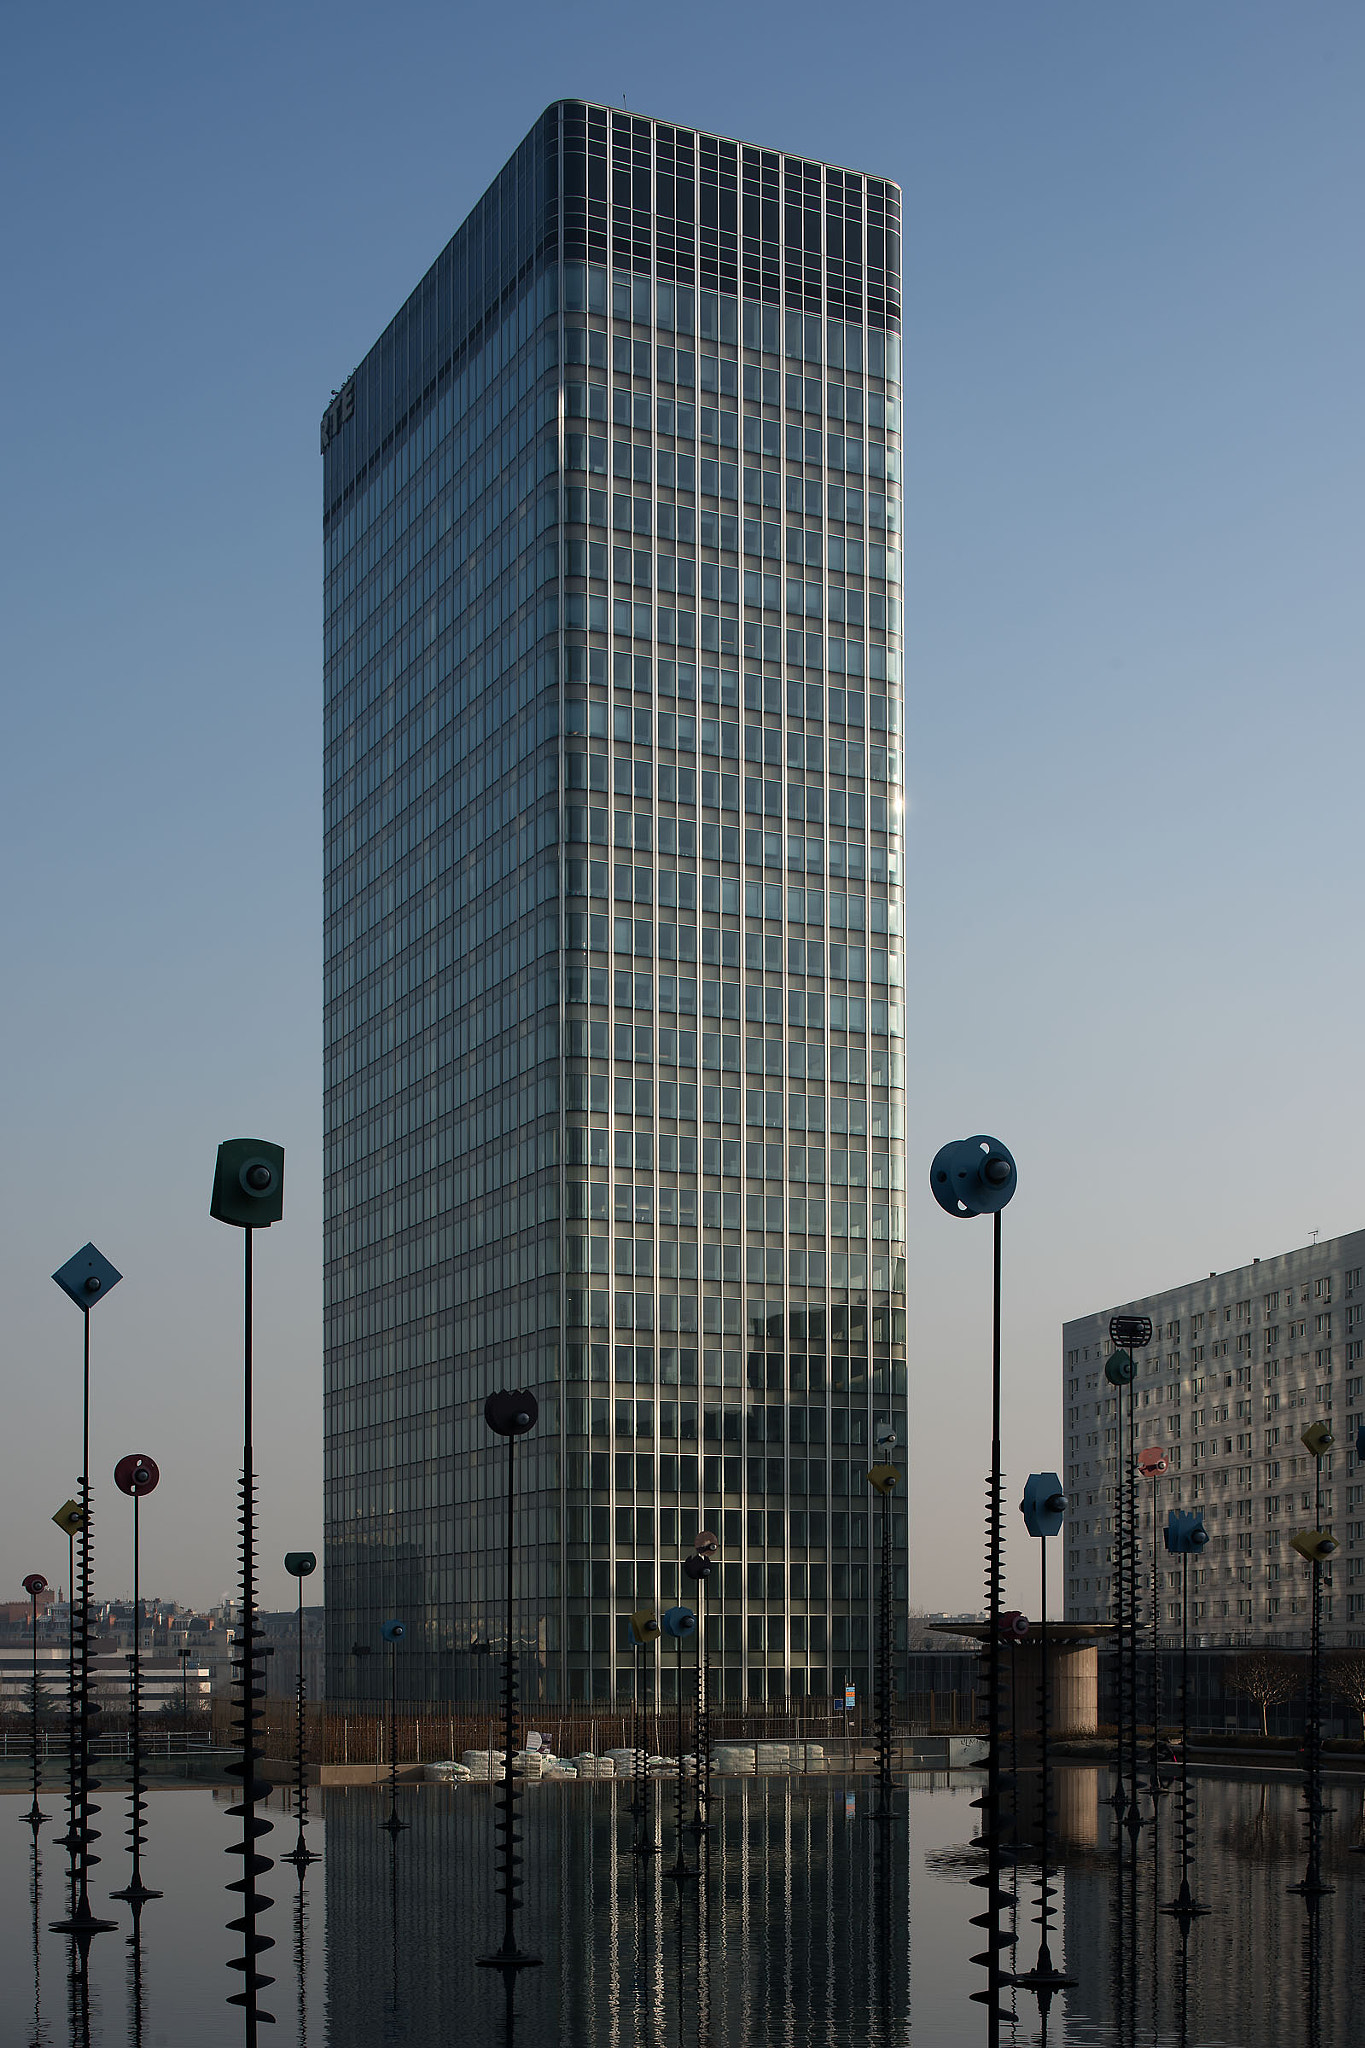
[711,1742,827,1774]
[572,1753,616,1779]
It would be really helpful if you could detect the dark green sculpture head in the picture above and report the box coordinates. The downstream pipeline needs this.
[211,1139,284,1228]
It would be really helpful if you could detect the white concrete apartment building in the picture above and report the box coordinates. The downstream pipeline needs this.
[1063,1229,1365,1646]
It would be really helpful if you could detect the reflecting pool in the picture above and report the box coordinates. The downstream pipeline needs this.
[3,1767,1363,2045]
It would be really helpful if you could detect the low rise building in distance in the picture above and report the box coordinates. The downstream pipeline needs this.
[1063,1230,1365,1647]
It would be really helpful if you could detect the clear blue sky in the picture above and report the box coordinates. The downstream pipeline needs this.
[1,2,1361,1614]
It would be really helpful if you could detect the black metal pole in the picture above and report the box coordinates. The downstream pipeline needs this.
[477,1425,540,1970]
[226,1225,274,2036]
[666,1631,694,1884]
[1110,1369,1127,1824]
[382,1629,407,1836]
[64,1533,75,1854]
[1161,1547,1205,1921]
[52,1306,114,1943]
[286,1576,318,1869]
[27,1588,46,1827]
[1124,1374,1141,1832]
[969,1208,1012,2037]
[690,1577,710,1840]
[875,1486,893,1822]
[1292,1455,1332,1900]
[113,1489,158,1903]
[1149,1476,1165,1801]
[1011,1536,1073,2000]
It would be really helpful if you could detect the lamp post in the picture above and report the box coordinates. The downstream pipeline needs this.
[1137,1448,1169,1803]
[867,1435,901,1826]
[476,1388,541,1974]
[661,1604,698,1885]
[1160,1509,1211,1924]
[49,1240,122,1946]
[111,1454,161,1906]
[1106,1312,1152,1837]
[211,1135,285,2039]
[1290,1420,1338,1901]
[22,1575,49,1830]
[1011,1474,1075,2006]
[929,1133,1017,2037]
[283,1554,319,1871]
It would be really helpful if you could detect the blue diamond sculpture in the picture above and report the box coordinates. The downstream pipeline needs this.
[52,1242,122,1311]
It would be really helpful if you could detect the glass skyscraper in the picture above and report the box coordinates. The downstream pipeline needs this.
[323,102,906,1708]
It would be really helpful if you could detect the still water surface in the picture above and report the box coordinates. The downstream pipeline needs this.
[3,1768,1363,2046]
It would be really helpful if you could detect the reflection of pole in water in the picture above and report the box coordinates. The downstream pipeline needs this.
[125,1895,149,2048]
[29,1828,44,2047]
[292,1861,311,2048]
[1301,1882,1323,2048]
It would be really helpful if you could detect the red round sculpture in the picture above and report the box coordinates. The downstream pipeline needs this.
[114,1454,160,1497]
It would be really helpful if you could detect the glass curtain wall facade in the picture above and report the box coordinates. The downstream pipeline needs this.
[323,102,907,1707]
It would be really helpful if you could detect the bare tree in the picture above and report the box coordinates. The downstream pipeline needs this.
[1220,1649,1303,1736]
[1326,1648,1365,1739]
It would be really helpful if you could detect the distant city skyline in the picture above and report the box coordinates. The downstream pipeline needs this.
[2,4,1363,1615]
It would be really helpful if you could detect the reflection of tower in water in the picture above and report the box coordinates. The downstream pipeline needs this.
[322,1776,911,2047]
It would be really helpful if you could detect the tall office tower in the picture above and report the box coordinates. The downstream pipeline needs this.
[1062,1229,1365,1648]
[323,103,907,1707]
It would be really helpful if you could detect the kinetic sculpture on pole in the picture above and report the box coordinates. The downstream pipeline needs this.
[1011,1473,1074,2005]
[662,1604,698,1885]
[50,1240,123,1947]
[866,1433,901,1825]
[683,1533,717,1840]
[929,1133,1017,2038]
[1106,1312,1153,1836]
[380,1621,409,1837]
[1290,1420,1338,1901]
[629,1606,661,1857]
[283,1552,320,1872]
[1161,1508,1210,1924]
[111,1454,162,1907]
[477,1388,541,1973]
[21,1574,49,1831]
[1136,1447,1169,1802]
[211,1136,286,2038]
